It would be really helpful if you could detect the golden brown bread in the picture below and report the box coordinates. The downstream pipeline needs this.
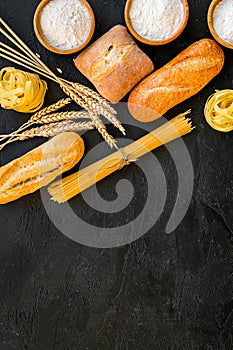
[128,39,225,122]
[0,132,84,204]
[74,25,154,103]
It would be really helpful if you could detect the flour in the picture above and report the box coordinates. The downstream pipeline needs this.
[213,0,233,45]
[40,0,92,50]
[129,0,185,41]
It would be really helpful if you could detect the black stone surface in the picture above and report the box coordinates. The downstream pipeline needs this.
[0,0,233,349]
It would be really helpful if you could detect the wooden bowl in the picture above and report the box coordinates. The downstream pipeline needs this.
[34,0,95,55]
[124,0,189,45]
[208,0,233,50]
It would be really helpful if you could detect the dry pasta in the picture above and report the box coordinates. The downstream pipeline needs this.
[0,67,47,113]
[204,89,233,132]
[48,111,194,203]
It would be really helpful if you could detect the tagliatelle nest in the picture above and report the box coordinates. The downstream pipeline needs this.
[0,67,47,113]
[204,89,233,132]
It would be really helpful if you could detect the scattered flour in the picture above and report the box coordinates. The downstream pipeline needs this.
[40,0,92,50]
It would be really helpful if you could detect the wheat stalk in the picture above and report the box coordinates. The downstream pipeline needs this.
[0,98,72,143]
[62,84,120,148]
[35,110,90,124]
[101,110,126,135]
[18,121,93,139]
[70,82,125,134]
[0,110,90,148]
[29,97,72,123]
[61,84,91,111]
[0,18,123,147]
[90,113,117,149]
[71,82,116,115]
[0,121,93,150]
[78,89,125,134]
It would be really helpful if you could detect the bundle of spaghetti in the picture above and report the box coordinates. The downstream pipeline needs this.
[204,89,233,132]
[0,67,47,112]
[48,111,194,203]
[0,17,124,147]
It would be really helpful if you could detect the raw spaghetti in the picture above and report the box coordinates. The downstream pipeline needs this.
[0,67,47,113]
[204,89,233,132]
[48,111,194,203]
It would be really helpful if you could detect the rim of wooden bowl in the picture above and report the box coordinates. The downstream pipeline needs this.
[124,0,189,46]
[33,0,95,55]
[208,0,233,50]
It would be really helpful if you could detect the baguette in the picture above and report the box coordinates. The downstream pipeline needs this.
[128,39,225,122]
[0,132,84,204]
[74,25,154,103]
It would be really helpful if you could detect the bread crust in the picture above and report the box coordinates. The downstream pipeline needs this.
[128,39,225,122]
[74,25,154,103]
[0,132,84,204]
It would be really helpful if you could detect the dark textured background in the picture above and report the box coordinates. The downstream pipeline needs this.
[0,0,233,349]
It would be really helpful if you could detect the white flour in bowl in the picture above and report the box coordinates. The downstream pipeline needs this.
[40,0,92,50]
[129,0,185,41]
[213,0,233,45]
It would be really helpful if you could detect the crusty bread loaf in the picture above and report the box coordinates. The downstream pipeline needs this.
[128,39,225,122]
[74,25,154,103]
[0,132,84,204]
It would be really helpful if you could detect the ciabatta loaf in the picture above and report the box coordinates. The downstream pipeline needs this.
[74,25,154,103]
[128,39,225,122]
[0,132,84,204]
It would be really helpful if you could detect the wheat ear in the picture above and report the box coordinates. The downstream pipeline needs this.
[90,114,117,149]
[71,83,125,135]
[61,84,117,147]
[29,97,72,123]
[0,18,121,148]
[61,84,90,111]
[35,110,90,124]
[0,121,93,150]
[71,82,116,115]
[0,98,72,143]
[18,121,93,139]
